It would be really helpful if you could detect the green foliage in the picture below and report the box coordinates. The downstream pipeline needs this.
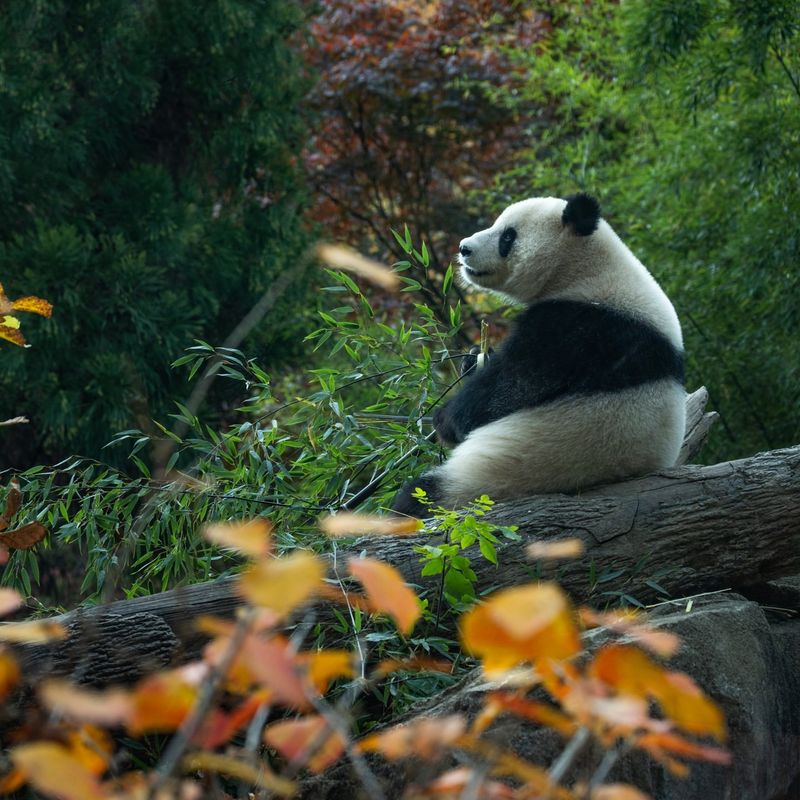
[0,0,315,467]
[495,0,800,461]
[413,491,519,608]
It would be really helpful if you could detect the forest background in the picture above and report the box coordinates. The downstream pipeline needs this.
[0,0,798,602]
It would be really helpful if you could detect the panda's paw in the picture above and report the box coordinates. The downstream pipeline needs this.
[391,474,441,519]
[459,345,493,377]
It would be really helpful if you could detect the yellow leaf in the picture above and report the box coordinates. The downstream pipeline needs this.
[460,583,580,675]
[181,752,295,796]
[591,785,653,800]
[238,550,324,615]
[527,538,585,560]
[301,650,354,694]
[11,296,53,317]
[348,557,421,634]
[127,672,198,735]
[10,743,105,800]
[320,512,422,537]
[1,315,19,329]
[0,326,25,347]
[204,517,273,558]
[0,619,66,643]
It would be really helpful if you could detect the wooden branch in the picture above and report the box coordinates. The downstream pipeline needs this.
[16,440,800,683]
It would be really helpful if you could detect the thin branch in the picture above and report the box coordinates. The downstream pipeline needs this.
[772,45,800,103]
[548,726,591,787]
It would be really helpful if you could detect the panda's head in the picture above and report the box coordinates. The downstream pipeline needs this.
[457,193,602,303]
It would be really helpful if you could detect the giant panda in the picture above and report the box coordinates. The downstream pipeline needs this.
[392,193,685,517]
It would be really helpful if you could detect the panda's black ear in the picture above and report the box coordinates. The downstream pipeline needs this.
[562,193,601,236]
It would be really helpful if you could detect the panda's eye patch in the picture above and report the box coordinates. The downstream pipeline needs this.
[499,227,517,258]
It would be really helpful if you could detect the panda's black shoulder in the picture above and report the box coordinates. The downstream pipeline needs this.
[500,299,684,388]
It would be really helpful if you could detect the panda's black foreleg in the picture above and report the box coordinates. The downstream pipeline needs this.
[391,473,442,518]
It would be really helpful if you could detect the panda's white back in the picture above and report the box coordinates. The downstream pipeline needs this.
[392,194,687,516]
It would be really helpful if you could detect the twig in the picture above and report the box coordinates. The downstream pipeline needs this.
[548,726,591,787]
[150,608,255,796]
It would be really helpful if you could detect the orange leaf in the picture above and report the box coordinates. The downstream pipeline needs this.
[461,583,580,675]
[65,726,114,776]
[238,550,324,616]
[0,619,66,643]
[591,645,726,741]
[204,518,272,559]
[579,608,680,658]
[239,635,311,709]
[412,767,516,798]
[11,296,53,317]
[527,538,585,560]
[0,325,25,347]
[373,655,453,678]
[0,589,22,617]
[348,557,420,634]
[591,785,653,800]
[0,522,47,550]
[40,681,132,728]
[636,732,731,765]
[0,649,19,700]
[486,692,577,737]
[194,690,270,749]
[301,650,354,694]
[128,672,198,735]
[320,512,422,537]
[264,715,345,773]
[10,743,105,800]
[357,714,465,760]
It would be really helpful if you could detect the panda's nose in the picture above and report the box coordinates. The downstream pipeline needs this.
[459,242,472,257]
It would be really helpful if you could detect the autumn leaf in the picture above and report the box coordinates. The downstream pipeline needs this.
[0,619,66,643]
[316,243,400,290]
[238,550,325,616]
[10,742,105,800]
[320,512,422,537]
[0,649,20,700]
[579,608,680,658]
[264,715,346,773]
[411,767,516,799]
[40,681,132,728]
[527,538,585,560]
[590,645,726,741]
[0,282,52,348]
[485,692,577,737]
[348,557,421,634]
[238,634,311,709]
[461,583,580,675]
[181,752,295,796]
[193,690,271,749]
[301,649,354,694]
[358,715,466,760]
[591,785,653,800]
[635,731,731,766]
[0,522,47,550]
[204,517,273,559]
[0,588,22,617]
[0,480,21,531]
[128,672,198,735]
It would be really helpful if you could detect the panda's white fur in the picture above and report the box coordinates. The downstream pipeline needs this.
[392,194,686,514]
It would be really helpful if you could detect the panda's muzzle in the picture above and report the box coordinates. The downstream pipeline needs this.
[463,266,492,278]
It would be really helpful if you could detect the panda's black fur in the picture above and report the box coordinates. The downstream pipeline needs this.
[392,194,686,517]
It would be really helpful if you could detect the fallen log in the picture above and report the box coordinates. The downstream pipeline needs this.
[14,391,800,683]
